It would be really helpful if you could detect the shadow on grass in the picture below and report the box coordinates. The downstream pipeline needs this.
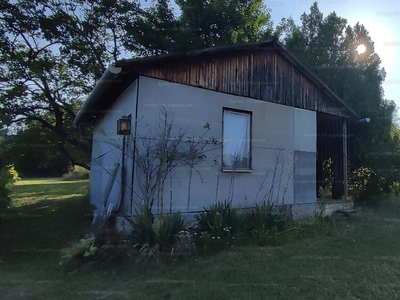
[0,195,94,262]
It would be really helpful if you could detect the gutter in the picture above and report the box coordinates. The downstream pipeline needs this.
[73,65,122,126]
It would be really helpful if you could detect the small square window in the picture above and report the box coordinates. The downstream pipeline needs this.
[222,109,251,171]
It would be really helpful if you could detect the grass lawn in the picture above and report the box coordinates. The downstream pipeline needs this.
[2,178,400,299]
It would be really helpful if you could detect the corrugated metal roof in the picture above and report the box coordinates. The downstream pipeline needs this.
[74,37,359,125]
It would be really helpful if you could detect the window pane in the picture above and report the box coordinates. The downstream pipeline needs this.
[223,110,250,169]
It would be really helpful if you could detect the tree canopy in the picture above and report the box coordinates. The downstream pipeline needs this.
[0,0,273,172]
[0,0,140,168]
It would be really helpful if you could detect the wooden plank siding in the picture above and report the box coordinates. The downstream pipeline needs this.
[135,50,351,118]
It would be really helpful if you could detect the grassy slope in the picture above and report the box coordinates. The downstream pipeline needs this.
[2,179,400,299]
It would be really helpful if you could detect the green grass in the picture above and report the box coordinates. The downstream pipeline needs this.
[0,178,91,261]
[2,179,400,299]
[9,178,89,207]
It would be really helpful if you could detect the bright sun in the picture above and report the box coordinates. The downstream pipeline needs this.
[356,44,367,54]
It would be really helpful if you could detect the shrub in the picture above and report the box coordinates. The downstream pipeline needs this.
[0,164,20,187]
[195,201,247,242]
[125,205,188,259]
[349,166,393,205]
[60,226,129,270]
[194,201,289,250]
[0,164,20,209]
[62,165,90,181]
[60,236,98,269]
[318,186,331,200]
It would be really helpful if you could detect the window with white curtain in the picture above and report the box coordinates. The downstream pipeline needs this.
[222,109,251,170]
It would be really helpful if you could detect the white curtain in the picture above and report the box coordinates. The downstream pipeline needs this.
[223,110,250,169]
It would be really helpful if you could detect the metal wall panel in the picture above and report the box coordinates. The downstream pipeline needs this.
[294,151,316,204]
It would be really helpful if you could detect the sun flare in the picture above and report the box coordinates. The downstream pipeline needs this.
[356,44,367,54]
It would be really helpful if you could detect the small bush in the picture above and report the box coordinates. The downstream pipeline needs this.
[318,186,331,200]
[193,201,247,253]
[60,226,129,270]
[0,164,20,186]
[60,236,98,269]
[0,164,20,209]
[349,167,392,205]
[62,165,90,181]
[125,205,188,259]
[196,201,247,239]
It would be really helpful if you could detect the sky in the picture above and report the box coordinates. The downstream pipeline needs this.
[142,0,399,111]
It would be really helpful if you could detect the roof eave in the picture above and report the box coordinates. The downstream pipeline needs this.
[75,37,360,126]
[115,37,280,70]
[73,65,122,126]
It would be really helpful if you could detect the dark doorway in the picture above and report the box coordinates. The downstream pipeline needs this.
[317,113,348,200]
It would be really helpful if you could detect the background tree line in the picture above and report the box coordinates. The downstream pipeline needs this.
[0,0,398,202]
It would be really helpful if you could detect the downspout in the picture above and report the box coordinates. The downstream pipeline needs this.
[130,77,140,215]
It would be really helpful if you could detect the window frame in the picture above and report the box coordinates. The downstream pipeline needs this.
[221,108,253,172]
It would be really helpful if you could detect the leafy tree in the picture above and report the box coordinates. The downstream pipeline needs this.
[0,0,141,169]
[126,0,274,55]
[276,2,400,200]
[125,0,181,55]
[0,121,71,177]
[0,0,273,172]
[176,0,273,50]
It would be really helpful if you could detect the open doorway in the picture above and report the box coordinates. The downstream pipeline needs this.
[316,113,348,200]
